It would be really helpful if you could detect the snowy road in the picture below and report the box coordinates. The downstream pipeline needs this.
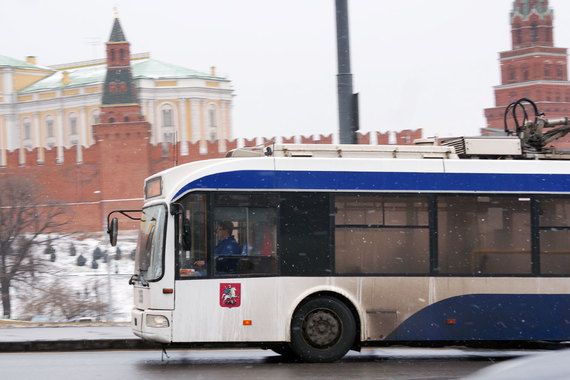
[0,348,512,380]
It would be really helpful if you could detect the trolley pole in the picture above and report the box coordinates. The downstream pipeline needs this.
[335,0,358,144]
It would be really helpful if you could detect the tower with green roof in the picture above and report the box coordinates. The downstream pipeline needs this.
[0,13,233,168]
[100,16,143,124]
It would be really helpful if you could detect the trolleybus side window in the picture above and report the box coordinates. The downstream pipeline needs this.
[278,192,332,276]
[437,195,531,275]
[176,193,208,278]
[334,194,429,274]
[538,196,570,275]
[212,193,278,276]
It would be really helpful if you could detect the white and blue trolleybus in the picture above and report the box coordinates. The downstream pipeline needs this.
[108,101,570,362]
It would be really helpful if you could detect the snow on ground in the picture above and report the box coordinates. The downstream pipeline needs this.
[10,231,138,322]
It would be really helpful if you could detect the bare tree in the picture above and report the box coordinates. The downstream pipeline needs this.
[17,278,108,321]
[0,177,67,319]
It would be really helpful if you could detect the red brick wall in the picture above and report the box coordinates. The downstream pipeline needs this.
[0,129,422,233]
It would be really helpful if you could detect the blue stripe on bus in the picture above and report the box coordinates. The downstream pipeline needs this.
[173,170,570,200]
[385,294,570,341]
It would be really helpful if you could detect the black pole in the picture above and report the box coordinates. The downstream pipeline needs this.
[335,0,356,144]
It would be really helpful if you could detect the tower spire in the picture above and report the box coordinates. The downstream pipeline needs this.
[109,15,126,42]
[100,14,143,123]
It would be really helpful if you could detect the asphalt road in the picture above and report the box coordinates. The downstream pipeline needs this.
[0,348,515,380]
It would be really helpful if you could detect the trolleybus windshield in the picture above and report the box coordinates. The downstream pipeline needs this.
[135,204,167,281]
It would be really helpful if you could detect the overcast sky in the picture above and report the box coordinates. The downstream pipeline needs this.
[3,0,570,140]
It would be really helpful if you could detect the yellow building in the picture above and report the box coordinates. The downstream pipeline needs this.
[0,52,233,165]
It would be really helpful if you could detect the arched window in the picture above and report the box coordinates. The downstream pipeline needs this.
[508,66,516,81]
[557,65,564,79]
[69,113,78,145]
[69,113,77,135]
[45,116,55,149]
[46,117,54,138]
[544,64,551,78]
[208,104,217,141]
[23,119,31,140]
[120,49,124,61]
[111,50,115,62]
[161,104,175,143]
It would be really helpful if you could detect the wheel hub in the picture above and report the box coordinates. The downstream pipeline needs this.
[303,309,341,348]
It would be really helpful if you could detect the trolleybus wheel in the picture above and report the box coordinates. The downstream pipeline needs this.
[290,296,356,362]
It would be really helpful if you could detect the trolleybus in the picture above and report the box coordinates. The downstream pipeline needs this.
[109,104,570,362]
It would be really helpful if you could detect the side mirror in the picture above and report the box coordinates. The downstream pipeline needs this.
[108,217,118,247]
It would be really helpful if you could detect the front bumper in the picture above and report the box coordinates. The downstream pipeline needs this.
[131,308,172,344]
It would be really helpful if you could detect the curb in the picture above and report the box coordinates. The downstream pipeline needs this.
[0,339,161,353]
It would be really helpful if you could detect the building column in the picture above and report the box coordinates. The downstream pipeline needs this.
[0,116,6,166]
[5,113,17,151]
[76,106,86,163]
[2,68,14,104]
[178,98,188,155]
[225,100,232,141]
[217,101,226,153]
[199,99,207,154]
[147,99,156,144]
[33,112,43,163]
[18,116,25,165]
[79,106,87,147]
[200,99,206,140]
[56,108,64,163]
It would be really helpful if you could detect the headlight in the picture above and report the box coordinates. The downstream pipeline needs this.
[146,314,170,328]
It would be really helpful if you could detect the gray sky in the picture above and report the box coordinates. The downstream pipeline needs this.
[3,0,570,140]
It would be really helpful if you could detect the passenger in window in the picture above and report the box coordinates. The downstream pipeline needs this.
[193,221,242,273]
[214,221,241,256]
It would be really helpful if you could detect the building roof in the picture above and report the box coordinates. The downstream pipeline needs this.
[109,18,126,42]
[19,58,226,94]
[0,54,54,71]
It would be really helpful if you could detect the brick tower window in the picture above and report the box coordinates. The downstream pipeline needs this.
[508,66,516,81]
[531,23,538,43]
[516,28,522,44]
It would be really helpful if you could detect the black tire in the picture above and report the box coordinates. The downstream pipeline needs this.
[290,296,356,363]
